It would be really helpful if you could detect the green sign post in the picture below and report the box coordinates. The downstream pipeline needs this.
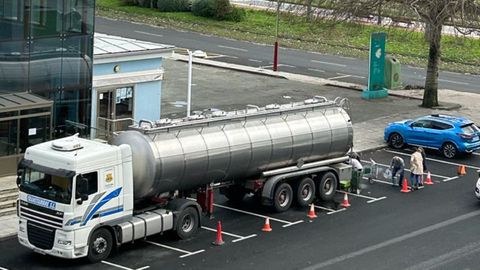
[362,32,389,99]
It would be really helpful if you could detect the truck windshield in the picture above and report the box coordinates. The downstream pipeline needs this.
[19,167,72,204]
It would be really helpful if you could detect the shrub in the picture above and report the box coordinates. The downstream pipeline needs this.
[212,0,231,20]
[192,0,215,18]
[225,7,245,22]
[157,0,191,11]
[122,0,137,5]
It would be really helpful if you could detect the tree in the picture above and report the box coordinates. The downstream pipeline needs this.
[331,0,480,108]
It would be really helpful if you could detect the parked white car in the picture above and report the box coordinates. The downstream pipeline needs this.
[475,171,480,199]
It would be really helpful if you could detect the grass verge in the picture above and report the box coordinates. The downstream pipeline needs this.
[97,0,480,74]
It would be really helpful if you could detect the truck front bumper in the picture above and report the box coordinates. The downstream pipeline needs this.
[17,218,88,259]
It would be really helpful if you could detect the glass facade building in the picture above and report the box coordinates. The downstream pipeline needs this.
[0,0,94,174]
[0,0,94,132]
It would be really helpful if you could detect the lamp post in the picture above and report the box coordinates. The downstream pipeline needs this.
[273,0,280,71]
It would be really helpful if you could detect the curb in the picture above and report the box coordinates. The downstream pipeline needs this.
[0,233,16,242]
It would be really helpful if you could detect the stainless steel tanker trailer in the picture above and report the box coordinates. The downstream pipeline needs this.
[16,96,353,262]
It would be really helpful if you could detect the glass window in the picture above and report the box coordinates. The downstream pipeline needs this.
[62,35,92,91]
[0,0,25,41]
[461,124,480,135]
[20,167,72,204]
[76,171,97,198]
[30,0,63,37]
[0,119,18,156]
[432,121,453,130]
[19,115,50,153]
[29,37,62,93]
[0,40,30,92]
[412,120,433,129]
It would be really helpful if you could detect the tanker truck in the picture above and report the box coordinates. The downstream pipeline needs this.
[15,96,353,262]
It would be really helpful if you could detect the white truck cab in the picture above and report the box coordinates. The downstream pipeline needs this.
[17,135,134,260]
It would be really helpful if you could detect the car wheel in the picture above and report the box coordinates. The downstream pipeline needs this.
[388,133,405,149]
[441,142,457,159]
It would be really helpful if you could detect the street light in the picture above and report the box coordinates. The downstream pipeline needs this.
[273,0,280,71]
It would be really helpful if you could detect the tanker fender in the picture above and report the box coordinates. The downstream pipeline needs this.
[165,198,202,228]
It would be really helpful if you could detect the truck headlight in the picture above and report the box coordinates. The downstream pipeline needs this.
[57,239,72,246]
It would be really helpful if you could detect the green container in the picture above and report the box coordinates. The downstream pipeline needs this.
[351,170,363,192]
[384,55,402,90]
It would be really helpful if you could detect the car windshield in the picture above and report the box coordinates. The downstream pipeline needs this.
[19,167,73,204]
[461,124,480,135]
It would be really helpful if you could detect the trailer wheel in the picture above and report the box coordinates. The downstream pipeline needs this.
[223,185,247,203]
[317,172,337,201]
[295,177,315,207]
[87,228,113,263]
[175,207,199,239]
[273,182,293,212]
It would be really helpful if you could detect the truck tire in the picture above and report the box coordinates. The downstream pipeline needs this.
[273,182,293,212]
[295,177,315,207]
[87,228,113,263]
[223,185,247,203]
[175,207,199,239]
[317,172,337,201]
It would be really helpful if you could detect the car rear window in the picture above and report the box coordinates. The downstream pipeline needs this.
[461,124,480,135]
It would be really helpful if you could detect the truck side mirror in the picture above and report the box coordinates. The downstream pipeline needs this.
[16,169,22,187]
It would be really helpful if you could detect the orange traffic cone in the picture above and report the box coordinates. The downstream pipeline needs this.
[262,217,272,232]
[307,204,317,219]
[424,172,433,185]
[340,193,351,207]
[400,178,411,193]
[212,221,224,246]
[458,165,466,176]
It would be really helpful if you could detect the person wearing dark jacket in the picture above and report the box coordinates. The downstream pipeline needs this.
[390,156,405,186]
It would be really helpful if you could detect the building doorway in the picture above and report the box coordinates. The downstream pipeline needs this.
[96,86,134,140]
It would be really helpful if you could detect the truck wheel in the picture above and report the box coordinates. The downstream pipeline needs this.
[273,182,293,212]
[295,177,315,207]
[317,172,338,201]
[223,185,247,203]
[87,228,113,263]
[175,207,199,239]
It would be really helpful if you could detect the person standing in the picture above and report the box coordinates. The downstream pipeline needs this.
[410,148,424,190]
[418,147,427,186]
[390,156,405,187]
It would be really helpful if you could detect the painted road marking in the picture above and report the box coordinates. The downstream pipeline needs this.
[302,209,480,270]
[217,45,248,52]
[102,261,150,270]
[385,150,480,170]
[207,54,239,59]
[134,30,163,37]
[201,226,257,242]
[328,75,351,80]
[443,176,460,182]
[213,203,303,227]
[311,60,347,67]
[313,205,347,215]
[363,177,393,186]
[248,59,262,63]
[336,72,366,79]
[438,79,469,85]
[337,190,386,204]
[361,159,450,179]
[308,68,325,73]
[259,64,296,69]
[145,241,205,258]
[0,267,9,270]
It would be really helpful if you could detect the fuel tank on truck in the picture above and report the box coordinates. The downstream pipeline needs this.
[110,97,353,203]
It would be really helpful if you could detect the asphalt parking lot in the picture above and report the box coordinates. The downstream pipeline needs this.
[1,147,479,270]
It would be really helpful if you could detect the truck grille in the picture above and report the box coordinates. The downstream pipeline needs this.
[27,221,56,250]
[19,200,63,229]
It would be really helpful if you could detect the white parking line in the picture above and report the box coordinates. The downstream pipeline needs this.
[0,267,9,270]
[201,226,257,242]
[308,68,325,73]
[311,60,347,67]
[337,190,387,203]
[213,203,303,227]
[385,150,480,170]
[336,72,366,79]
[361,159,450,179]
[145,241,205,258]
[218,45,248,52]
[102,261,150,270]
[327,208,347,215]
[438,79,469,85]
[443,176,460,182]
[363,177,392,186]
[328,75,351,80]
[248,59,262,63]
[314,205,335,212]
[134,30,163,37]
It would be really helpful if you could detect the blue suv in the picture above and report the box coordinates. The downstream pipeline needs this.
[384,114,480,158]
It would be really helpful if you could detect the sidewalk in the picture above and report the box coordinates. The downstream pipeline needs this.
[1,56,478,241]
